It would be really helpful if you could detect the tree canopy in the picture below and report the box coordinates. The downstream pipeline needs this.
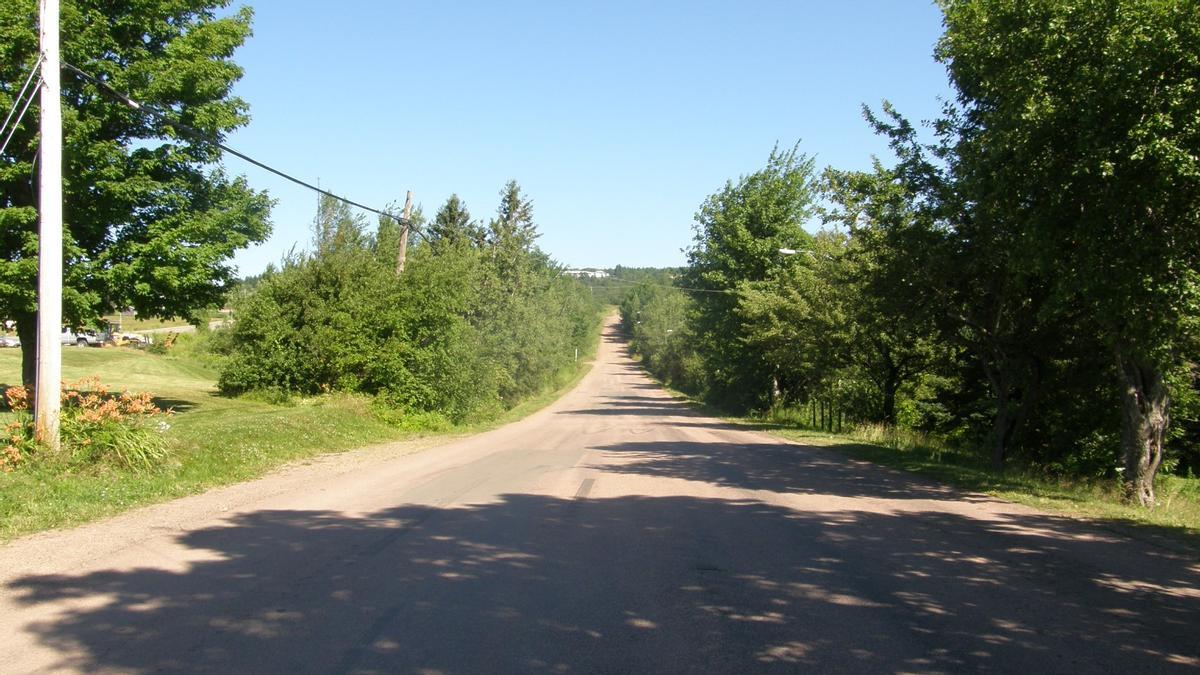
[0,0,271,384]
[935,0,1200,503]
[219,184,599,423]
[680,145,817,409]
[623,0,1200,505]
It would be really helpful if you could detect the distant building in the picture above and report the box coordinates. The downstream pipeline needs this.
[564,269,610,279]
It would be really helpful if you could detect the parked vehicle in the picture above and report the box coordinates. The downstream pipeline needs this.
[111,332,151,347]
[0,335,19,348]
[61,328,108,347]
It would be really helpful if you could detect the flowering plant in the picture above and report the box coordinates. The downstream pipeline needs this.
[1,377,172,473]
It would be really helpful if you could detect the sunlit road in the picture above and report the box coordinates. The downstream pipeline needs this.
[1,316,1197,673]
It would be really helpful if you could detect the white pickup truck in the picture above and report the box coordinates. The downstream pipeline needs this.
[61,328,108,347]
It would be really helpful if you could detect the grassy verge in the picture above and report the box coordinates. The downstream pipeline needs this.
[0,319,604,542]
[758,425,1199,538]
[640,375,1200,542]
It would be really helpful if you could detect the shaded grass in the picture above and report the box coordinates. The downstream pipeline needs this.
[753,419,1200,541]
[763,425,1195,540]
[0,317,605,542]
[639,377,1200,543]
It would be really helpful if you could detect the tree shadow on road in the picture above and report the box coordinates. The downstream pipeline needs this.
[8,492,1199,673]
[591,439,966,501]
[560,393,708,418]
[561,401,687,417]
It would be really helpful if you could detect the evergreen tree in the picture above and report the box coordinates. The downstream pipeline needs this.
[427,194,476,247]
[489,180,539,252]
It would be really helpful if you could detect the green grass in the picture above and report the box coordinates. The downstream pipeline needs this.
[746,417,1200,545]
[101,308,227,332]
[0,321,604,542]
[641,379,1200,546]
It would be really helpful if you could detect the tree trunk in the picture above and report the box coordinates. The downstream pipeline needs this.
[882,369,899,427]
[980,359,1022,471]
[990,396,1015,470]
[15,312,36,389]
[1115,352,1169,507]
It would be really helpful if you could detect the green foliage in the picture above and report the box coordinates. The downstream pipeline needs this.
[219,186,601,424]
[624,2,1200,497]
[427,194,484,248]
[0,0,271,384]
[586,266,678,306]
[618,276,703,393]
[3,378,169,473]
[681,144,818,410]
[931,0,1200,501]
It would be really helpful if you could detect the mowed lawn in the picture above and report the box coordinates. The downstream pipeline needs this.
[0,344,408,541]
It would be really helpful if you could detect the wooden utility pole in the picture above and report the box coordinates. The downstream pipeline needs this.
[394,190,413,275]
[34,0,62,451]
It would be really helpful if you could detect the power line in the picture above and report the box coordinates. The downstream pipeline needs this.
[60,60,414,229]
[0,77,41,159]
[0,55,44,159]
[0,54,43,140]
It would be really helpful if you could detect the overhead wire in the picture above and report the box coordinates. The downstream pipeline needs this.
[0,77,42,160]
[0,54,43,138]
[18,58,767,290]
[60,60,415,231]
[0,55,45,159]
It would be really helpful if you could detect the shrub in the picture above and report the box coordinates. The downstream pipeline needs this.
[218,207,599,425]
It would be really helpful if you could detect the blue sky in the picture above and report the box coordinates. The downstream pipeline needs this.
[224,1,953,275]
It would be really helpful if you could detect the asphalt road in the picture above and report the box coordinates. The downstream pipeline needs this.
[1,317,1197,673]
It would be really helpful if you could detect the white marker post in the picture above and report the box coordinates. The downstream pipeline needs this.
[35,0,62,451]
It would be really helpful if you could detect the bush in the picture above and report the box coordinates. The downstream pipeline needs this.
[370,402,452,432]
[217,192,600,425]
[2,377,171,473]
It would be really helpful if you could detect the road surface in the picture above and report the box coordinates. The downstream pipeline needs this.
[1,317,1197,673]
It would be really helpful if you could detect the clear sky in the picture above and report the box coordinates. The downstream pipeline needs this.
[223,1,954,275]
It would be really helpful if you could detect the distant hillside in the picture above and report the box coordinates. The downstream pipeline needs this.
[572,266,679,305]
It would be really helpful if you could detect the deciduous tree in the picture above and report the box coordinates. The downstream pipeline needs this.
[0,0,270,386]
[938,0,1200,503]
[682,144,817,409]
